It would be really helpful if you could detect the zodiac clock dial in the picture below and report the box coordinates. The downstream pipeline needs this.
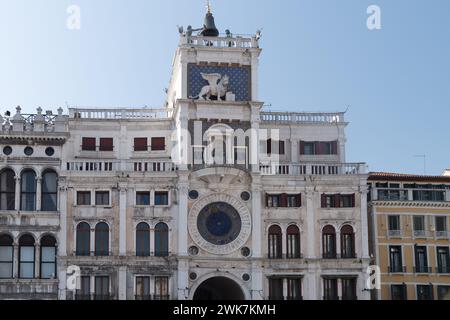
[197,202,242,246]
[188,193,252,255]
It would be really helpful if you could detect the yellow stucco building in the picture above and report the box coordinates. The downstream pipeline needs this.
[368,171,450,300]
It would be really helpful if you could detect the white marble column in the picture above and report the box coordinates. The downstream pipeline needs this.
[14,176,21,211]
[13,244,19,278]
[305,188,315,258]
[35,176,42,211]
[58,182,68,257]
[360,185,370,258]
[119,184,127,256]
[118,266,127,300]
[34,243,40,278]
[291,140,299,163]
[177,175,189,300]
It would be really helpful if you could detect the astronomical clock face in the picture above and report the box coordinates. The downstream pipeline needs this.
[197,202,242,246]
[188,194,252,255]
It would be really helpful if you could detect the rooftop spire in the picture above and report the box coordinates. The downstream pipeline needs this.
[206,0,211,14]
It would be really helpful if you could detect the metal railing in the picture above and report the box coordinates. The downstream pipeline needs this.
[413,266,432,274]
[437,266,450,274]
[388,266,407,273]
[388,230,403,238]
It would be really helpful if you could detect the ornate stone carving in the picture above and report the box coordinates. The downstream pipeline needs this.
[191,73,232,101]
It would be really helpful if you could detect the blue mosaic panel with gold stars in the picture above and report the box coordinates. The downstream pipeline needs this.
[188,63,251,101]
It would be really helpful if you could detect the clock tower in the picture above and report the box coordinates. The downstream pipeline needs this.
[168,4,265,300]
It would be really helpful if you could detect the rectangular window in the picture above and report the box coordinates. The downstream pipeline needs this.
[340,194,355,208]
[154,277,169,300]
[323,278,338,300]
[321,194,354,208]
[287,194,301,208]
[342,278,357,300]
[76,276,91,300]
[417,285,433,300]
[19,246,34,279]
[389,246,403,273]
[279,141,285,155]
[388,216,401,231]
[266,194,300,208]
[136,192,150,206]
[82,137,96,151]
[268,278,284,300]
[413,190,445,201]
[155,191,169,206]
[94,276,110,300]
[437,247,450,273]
[95,191,110,206]
[413,216,425,231]
[266,139,272,155]
[134,138,148,152]
[287,278,302,300]
[436,217,447,232]
[151,137,166,151]
[391,285,407,300]
[40,246,56,279]
[99,138,113,152]
[266,195,280,208]
[438,286,450,300]
[136,276,151,300]
[300,141,338,155]
[414,246,428,273]
[77,191,91,206]
[0,246,13,279]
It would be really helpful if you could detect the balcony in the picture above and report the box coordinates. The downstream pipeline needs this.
[267,253,304,260]
[260,163,366,176]
[388,266,407,273]
[387,230,403,238]
[261,112,346,125]
[413,266,432,274]
[413,230,429,238]
[180,34,257,49]
[65,161,177,174]
[435,231,450,239]
[69,108,171,120]
[437,266,450,274]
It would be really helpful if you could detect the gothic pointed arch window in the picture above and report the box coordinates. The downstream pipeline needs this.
[268,225,282,259]
[76,222,91,256]
[0,169,15,210]
[40,235,57,279]
[286,225,301,259]
[95,222,109,256]
[41,170,58,212]
[19,234,35,279]
[21,169,37,211]
[136,222,150,257]
[322,225,337,259]
[341,225,356,259]
[155,223,169,257]
[0,234,14,279]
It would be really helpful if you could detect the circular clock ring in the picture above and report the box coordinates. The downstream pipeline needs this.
[188,193,252,255]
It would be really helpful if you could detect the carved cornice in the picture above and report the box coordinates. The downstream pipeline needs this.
[371,200,450,208]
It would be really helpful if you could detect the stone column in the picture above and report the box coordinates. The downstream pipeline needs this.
[35,176,42,211]
[360,185,370,258]
[291,140,298,163]
[119,184,127,256]
[14,176,21,211]
[13,244,19,278]
[118,266,127,300]
[250,103,262,173]
[251,177,263,300]
[58,267,67,300]
[58,181,68,257]
[177,175,189,300]
[35,243,40,278]
[305,187,315,258]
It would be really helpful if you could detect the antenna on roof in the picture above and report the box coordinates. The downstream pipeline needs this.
[414,154,427,175]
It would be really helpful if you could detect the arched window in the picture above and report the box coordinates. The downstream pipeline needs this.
[40,235,57,279]
[286,225,301,259]
[95,222,109,256]
[0,234,14,279]
[154,223,169,257]
[322,225,337,259]
[21,170,37,211]
[341,225,356,259]
[41,170,58,212]
[136,222,150,257]
[268,225,282,259]
[76,222,91,256]
[0,169,15,210]
[19,234,35,279]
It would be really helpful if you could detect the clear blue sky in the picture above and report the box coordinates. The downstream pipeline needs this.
[1,0,449,175]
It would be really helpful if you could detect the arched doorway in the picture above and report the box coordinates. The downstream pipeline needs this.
[193,277,245,300]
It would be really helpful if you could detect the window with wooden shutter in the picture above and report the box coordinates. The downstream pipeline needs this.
[82,138,96,151]
[334,194,341,208]
[151,137,165,151]
[299,141,305,155]
[99,138,113,151]
[331,141,338,155]
[321,194,327,208]
[134,138,148,152]
[280,193,288,207]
